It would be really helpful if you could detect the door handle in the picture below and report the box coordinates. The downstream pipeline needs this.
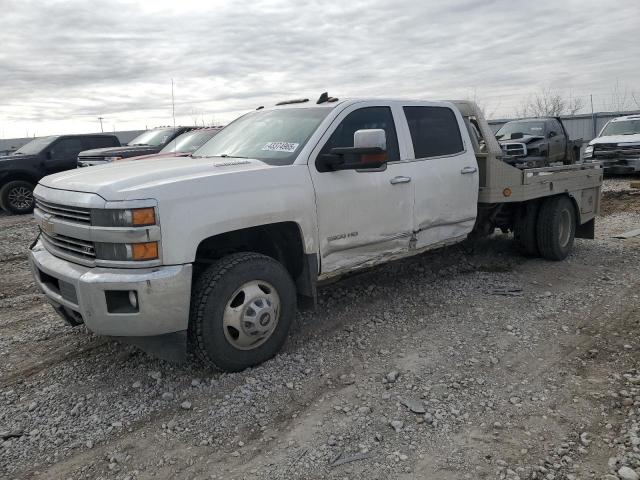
[460,166,477,174]
[390,176,411,184]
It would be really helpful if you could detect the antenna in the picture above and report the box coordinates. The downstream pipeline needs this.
[171,79,176,131]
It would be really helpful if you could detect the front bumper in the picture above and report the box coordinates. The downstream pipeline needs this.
[29,240,192,336]
[595,157,640,174]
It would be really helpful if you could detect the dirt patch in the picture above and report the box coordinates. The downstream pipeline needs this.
[601,190,640,216]
[0,188,639,480]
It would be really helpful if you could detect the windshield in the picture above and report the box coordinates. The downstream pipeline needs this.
[496,121,546,140]
[128,128,178,147]
[13,136,58,155]
[600,119,640,137]
[160,129,220,154]
[193,108,331,166]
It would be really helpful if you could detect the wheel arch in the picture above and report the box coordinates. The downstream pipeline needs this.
[193,222,318,307]
[0,171,39,187]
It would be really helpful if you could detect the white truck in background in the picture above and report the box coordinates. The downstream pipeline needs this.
[584,114,640,174]
[29,96,603,372]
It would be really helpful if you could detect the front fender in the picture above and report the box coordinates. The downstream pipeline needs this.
[156,166,319,265]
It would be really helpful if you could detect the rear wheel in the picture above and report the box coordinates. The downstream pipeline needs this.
[189,252,296,372]
[536,196,576,261]
[0,180,35,214]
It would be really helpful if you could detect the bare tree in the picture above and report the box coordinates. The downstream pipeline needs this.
[466,88,501,119]
[609,80,631,112]
[516,87,584,118]
[189,109,206,127]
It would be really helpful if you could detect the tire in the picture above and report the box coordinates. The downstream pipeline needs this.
[513,201,540,256]
[189,252,296,372]
[536,196,576,261]
[0,180,36,214]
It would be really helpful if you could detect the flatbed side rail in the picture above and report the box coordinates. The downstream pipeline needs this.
[522,163,602,186]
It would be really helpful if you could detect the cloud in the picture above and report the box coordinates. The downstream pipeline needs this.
[0,0,639,137]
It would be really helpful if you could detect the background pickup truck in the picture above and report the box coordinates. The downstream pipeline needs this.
[495,117,582,167]
[0,134,120,214]
[583,114,640,174]
[28,97,602,372]
[77,126,197,167]
[123,127,222,162]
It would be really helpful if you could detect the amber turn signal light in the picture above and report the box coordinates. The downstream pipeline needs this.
[131,241,159,260]
[131,208,156,226]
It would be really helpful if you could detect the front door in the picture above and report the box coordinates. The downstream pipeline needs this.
[548,119,565,161]
[308,104,414,277]
[399,104,479,250]
[46,137,85,174]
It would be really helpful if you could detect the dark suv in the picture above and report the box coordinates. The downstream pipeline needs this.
[0,134,120,214]
[77,126,197,167]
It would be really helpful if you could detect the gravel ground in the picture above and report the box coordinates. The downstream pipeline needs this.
[1,178,639,480]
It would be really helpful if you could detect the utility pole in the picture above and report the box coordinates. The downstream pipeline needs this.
[98,117,104,133]
[590,94,596,138]
[171,79,176,131]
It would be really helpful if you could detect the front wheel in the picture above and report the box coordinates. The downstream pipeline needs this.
[0,180,36,214]
[189,252,296,372]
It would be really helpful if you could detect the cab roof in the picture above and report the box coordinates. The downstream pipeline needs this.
[611,114,640,122]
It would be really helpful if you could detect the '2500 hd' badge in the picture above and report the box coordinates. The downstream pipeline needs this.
[40,218,55,235]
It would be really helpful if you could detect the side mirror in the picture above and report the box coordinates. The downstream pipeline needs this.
[318,129,388,171]
[548,131,557,138]
[45,151,53,160]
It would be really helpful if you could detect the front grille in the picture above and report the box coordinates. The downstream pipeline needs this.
[35,198,91,224]
[41,231,96,259]
[502,143,527,157]
[594,143,640,158]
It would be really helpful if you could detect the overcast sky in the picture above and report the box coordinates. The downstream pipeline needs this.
[1,0,639,139]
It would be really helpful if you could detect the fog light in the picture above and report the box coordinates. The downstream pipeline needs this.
[128,290,138,309]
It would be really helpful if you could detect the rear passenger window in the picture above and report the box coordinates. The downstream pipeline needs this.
[403,106,464,159]
[84,136,118,149]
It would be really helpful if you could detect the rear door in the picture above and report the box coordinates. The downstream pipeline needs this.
[82,136,119,150]
[308,103,414,276]
[398,103,479,249]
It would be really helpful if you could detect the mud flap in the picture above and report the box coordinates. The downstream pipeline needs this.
[576,218,595,239]
[114,330,188,363]
[296,253,318,311]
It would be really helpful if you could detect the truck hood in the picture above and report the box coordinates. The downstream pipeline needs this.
[123,152,189,162]
[498,135,545,145]
[0,154,37,164]
[589,133,640,145]
[78,145,158,159]
[38,156,274,200]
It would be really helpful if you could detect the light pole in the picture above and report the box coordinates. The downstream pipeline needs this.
[98,117,104,133]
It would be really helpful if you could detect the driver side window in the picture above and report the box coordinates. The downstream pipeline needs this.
[50,138,84,160]
[318,107,400,167]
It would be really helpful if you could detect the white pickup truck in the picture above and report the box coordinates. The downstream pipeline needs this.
[29,97,603,371]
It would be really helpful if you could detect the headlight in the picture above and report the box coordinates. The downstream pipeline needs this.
[104,156,123,162]
[95,241,159,261]
[584,145,594,158]
[91,207,156,227]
